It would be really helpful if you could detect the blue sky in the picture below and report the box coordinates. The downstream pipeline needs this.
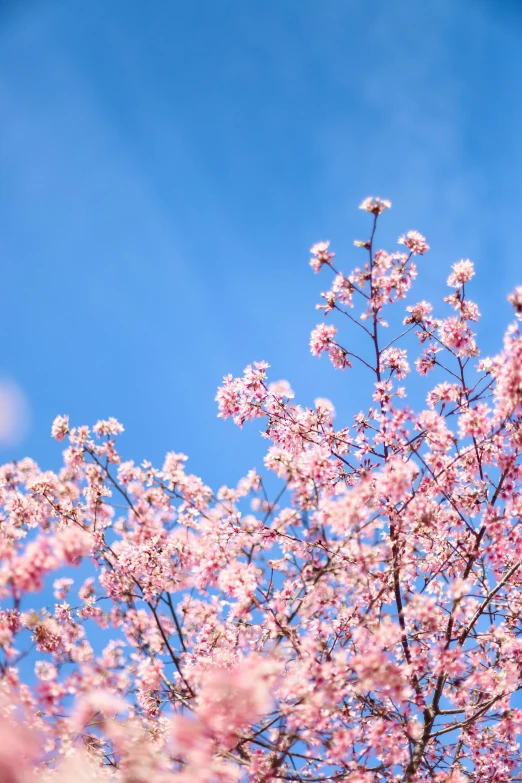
[1,0,522,490]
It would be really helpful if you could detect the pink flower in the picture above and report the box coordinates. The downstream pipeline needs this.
[373,379,393,403]
[72,689,126,731]
[415,345,441,375]
[53,577,73,600]
[448,578,470,601]
[268,379,295,399]
[404,300,433,325]
[93,417,124,437]
[196,658,272,743]
[309,241,334,273]
[327,343,351,369]
[332,273,354,306]
[458,403,491,439]
[0,708,38,783]
[493,328,522,417]
[35,661,57,681]
[3,197,522,782]
[51,414,69,441]
[426,382,461,409]
[508,285,522,317]
[438,316,478,357]
[56,526,92,565]
[381,347,410,379]
[447,259,475,287]
[398,230,430,255]
[298,446,336,484]
[359,196,392,214]
[315,397,335,418]
[217,560,259,604]
[310,323,337,357]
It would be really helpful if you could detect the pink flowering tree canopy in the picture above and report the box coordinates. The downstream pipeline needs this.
[2,198,522,782]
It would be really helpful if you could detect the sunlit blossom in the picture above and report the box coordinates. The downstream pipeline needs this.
[2,198,522,783]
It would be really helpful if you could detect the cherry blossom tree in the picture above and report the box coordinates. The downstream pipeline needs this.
[2,198,522,782]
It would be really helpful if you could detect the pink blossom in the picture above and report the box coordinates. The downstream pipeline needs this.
[72,689,127,731]
[493,327,522,418]
[508,285,522,317]
[35,661,57,681]
[196,658,272,743]
[53,577,73,600]
[268,379,295,398]
[309,240,334,273]
[381,347,410,378]
[438,315,478,357]
[310,322,337,356]
[359,196,392,214]
[2,197,522,782]
[415,345,442,375]
[447,258,475,287]
[51,414,69,441]
[427,381,461,409]
[458,403,492,439]
[0,707,38,783]
[398,230,430,255]
[327,343,352,369]
[92,417,124,437]
[331,273,354,306]
[315,397,335,418]
[55,526,93,565]
[404,300,433,324]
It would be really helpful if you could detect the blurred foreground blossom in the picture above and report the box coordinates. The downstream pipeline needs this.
[0,379,30,446]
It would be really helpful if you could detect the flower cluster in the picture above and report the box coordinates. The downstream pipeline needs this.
[1,199,522,783]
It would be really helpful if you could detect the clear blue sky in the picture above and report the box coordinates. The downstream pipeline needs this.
[1,0,521,489]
